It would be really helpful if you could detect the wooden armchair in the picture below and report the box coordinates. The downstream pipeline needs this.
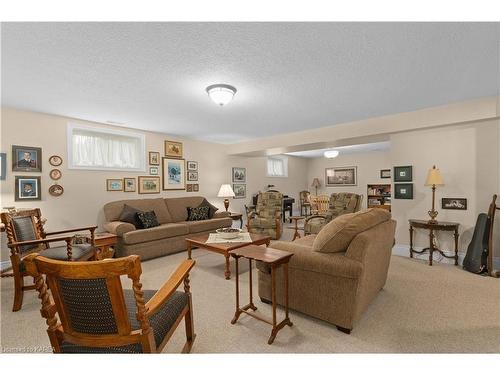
[0,208,97,311]
[24,254,196,353]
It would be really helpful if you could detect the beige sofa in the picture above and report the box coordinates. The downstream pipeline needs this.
[103,196,232,260]
[258,208,396,333]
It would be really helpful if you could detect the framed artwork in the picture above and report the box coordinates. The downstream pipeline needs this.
[12,145,42,172]
[394,183,413,199]
[49,169,62,180]
[186,184,193,192]
[48,155,63,166]
[149,151,160,165]
[232,167,246,183]
[15,176,41,201]
[380,169,391,179]
[233,183,246,199]
[48,184,64,197]
[138,176,161,194]
[123,177,136,192]
[394,166,412,182]
[162,158,186,190]
[0,153,6,180]
[192,184,199,192]
[149,166,159,175]
[442,198,467,210]
[106,179,123,191]
[325,166,357,186]
[187,171,198,181]
[187,161,198,171]
[164,140,183,158]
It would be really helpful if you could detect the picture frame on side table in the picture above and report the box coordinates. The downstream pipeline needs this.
[12,145,42,172]
[442,198,467,210]
[106,179,123,191]
[232,167,246,183]
[394,166,413,182]
[0,153,6,180]
[15,176,41,201]
[233,183,246,199]
[394,183,413,199]
[123,177,136,192]
[164,140,183,158]
[325,166,357,186]
[138,176,161,194]
[149,152,160,165]
[162,157,186,190]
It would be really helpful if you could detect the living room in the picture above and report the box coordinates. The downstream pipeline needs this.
[1,1,500,373]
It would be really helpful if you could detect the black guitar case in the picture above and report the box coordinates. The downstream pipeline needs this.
[463,213,490,274]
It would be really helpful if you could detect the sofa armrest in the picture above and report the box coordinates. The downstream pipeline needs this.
[213,211,230,219]
[104,221,136,237]
[269,241,363,279]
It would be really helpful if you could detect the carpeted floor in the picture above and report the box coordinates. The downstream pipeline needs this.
[1,228,499,353]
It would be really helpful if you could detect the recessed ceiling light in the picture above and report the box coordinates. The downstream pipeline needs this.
[206,84,237,106]
[324,150,340,158]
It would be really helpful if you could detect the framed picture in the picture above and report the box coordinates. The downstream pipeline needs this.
[394,166,412,182]
[164,140,183,158]
[149,166,159,175]
[187,161,198,171]
[48,155,63,166]
[123,177,136,192]
[186,184,193,192]
[49,169,62,180]
[233,184,246,199]
[325,166,357,186]
[149,151,160,165]
[394,183,413,199]
[232,167,246,183]
[15,176,41,201]
[442,198,467,210]
[12,145,42,172]
[192,184,199,192]
[0,153,6,180]
[138,176,161,194]
[106,179,123,191]
[162,157,186,190]
[48,184,64,197]
[187,171,198,181]
[380,169,391,179]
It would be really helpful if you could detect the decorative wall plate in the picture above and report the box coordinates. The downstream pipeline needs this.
[49,184,64,197]
[49,169,62,180]
[48,155,63,166]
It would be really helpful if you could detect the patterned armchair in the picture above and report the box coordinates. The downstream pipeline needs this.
[247,191,283,240]
[304,193,363,235]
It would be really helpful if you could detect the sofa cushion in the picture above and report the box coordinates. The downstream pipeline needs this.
[118,204,142,228]
[136,211,160,229]
[198,198,218,219]
[187,206,210,221]
[312,208,391,253]
[165,196,206,222]
[182,217,233,234]
[122,223,189,245]
[104,198,173,224]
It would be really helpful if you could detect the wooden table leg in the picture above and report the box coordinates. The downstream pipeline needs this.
[187,242,192,260]
[284,263,291,324]
[224,253,231,280]
[409,225,414,258]
[247,259,257,311]
[231,257,241,324]
[268,265,278,345]
[454,228,459,266]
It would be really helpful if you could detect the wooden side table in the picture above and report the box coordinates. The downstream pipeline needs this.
[230,245,293,345]
[229,212,243,229]
[288,216,305,241]
[409,219,459,266]
[87,232,117,260]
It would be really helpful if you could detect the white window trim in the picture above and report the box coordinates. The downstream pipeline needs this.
[266,155,288,178]
[67,123,146,172]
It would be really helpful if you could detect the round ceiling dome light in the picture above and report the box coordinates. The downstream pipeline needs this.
[206,83,237,106]
[324,150,340,158]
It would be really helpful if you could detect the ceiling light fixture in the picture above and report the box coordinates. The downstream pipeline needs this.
[324,150,340,158]
[206,84,237,106]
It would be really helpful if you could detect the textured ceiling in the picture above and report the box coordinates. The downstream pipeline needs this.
[2,22,499,144]
[285,141,391,158]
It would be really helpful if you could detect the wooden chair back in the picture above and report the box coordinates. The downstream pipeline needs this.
[311,195,330,215]
[1,209,47,255]
[487,194,500,277]
[23,254,157,353]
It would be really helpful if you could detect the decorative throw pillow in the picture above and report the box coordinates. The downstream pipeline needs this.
[187,206,210,221]
[118,204,143,228]
[198,198,218,218]
[136,211,160,229]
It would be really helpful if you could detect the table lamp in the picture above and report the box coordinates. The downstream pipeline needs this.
[425,165,444,223]
[217,184,235,211]
[311,178,321,196]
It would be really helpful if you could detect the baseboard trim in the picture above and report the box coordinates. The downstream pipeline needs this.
[392,244,500,269]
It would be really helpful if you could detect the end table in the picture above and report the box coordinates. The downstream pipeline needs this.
[288,216,305,241]
[87,232,117,260]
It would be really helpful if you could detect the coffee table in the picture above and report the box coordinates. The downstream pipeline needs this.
[185,232,271,279]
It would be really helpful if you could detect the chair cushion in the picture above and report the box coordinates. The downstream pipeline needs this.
[248,216,277,229]
[136,211,160,229]
[187,206,210,221]
[40,244,95,260]
[182,217,233,234]
[313,208,391,253]
[122,223,189,245]
[60,289,188,353]
[12,216,38,253]
[118,204,142,228]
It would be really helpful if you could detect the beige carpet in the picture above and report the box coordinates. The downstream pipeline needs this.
[1,228,500,353]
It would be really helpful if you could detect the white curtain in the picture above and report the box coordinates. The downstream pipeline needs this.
[267,157,284,176]
[72,129,142,169]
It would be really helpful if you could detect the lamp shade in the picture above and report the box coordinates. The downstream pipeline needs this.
[217,184,235,198]
[425,165,444,186]
[311,178,321,188]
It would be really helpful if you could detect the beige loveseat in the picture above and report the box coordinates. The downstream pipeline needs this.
[103,197,232,260]
[258,208,396,333]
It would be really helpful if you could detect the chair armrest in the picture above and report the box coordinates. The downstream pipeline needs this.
[304,215,327,224]
[213,211,230,219]
[145,259,195,317]
[7,236,73,248]
[104,221,135,236]
[270,241,363,279]
[45,226,97,236]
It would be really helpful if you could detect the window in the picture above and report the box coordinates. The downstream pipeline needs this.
[266,156,288,177]
[67,123,146,171]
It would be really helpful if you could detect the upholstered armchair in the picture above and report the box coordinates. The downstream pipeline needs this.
[304,193,363,235]
[247,191,283,240]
